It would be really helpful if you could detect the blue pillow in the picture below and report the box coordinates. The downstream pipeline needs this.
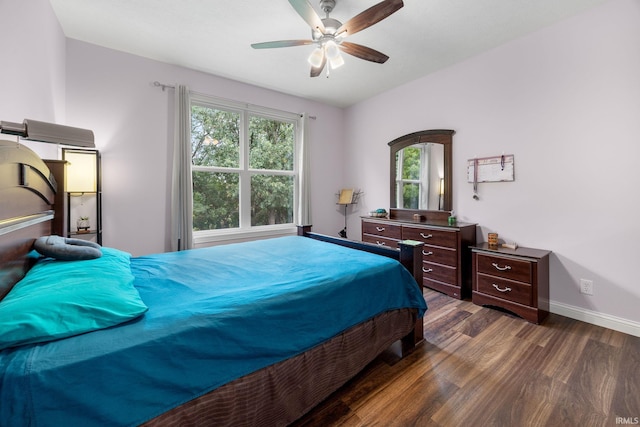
[0,247,148,350]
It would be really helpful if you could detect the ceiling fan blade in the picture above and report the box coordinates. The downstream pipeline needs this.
[340,41,389,63]
[336,0,404,37]
[288,0,326,33]
[251,40,314,49]
[310,54,327,77]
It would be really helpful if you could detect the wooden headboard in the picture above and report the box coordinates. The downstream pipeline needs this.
[0,140,58,299]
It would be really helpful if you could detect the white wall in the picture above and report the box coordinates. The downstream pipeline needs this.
[64,41,347,256]
[345,0,640,328]
[0,0,66,159]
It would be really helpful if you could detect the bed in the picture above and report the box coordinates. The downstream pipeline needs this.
[0,139,427,426]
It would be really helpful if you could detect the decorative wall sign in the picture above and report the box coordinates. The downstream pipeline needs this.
[467,154,515,183]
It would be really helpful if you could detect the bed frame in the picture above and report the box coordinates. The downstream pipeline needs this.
[0,140,58,299]
[0,140,425,425]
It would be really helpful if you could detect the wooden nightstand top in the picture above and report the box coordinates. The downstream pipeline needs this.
[472,242,551,261]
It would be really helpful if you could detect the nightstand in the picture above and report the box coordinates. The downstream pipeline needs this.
[471,243,551,324]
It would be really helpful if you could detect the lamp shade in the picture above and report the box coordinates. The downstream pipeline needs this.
[0,119,95,147]
[24,119,95,147]
[329,53,344,69]
[65,150,97,193]
[308,47,324,68]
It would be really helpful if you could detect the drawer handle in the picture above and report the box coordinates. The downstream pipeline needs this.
[422,267,433,273]
[375,241,386,246]
[376,226,385,232]
[492,262,512,271]
[492,283,512,293]
[420,233,433,239]
[422,250,433,256]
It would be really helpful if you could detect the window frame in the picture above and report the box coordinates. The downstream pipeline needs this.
[190,93,301,245]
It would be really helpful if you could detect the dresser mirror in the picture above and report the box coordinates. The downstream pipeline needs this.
[389,130,454,212]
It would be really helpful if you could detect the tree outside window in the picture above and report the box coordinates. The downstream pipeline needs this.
[191,102,298,234]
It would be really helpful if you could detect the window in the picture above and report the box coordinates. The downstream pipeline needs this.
[190,95,301,241]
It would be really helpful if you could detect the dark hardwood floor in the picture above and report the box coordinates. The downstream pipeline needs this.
[293,288,640,426]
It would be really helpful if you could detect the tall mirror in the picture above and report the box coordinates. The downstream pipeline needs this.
[389,129,454,212]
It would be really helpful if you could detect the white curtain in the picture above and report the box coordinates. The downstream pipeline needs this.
[170,85,193,251]
[297,113,311,226]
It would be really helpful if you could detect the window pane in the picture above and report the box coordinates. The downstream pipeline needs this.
[251,174,294,226]
[192,171,239,230]
[191,106,240,168]
[402,183,420,209]
[249,116,294,170]
[401,146,421,180]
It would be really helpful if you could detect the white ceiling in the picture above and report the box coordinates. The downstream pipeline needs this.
[50,0,607,108]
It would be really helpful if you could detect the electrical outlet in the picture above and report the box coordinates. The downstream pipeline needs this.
[580,279,594,295]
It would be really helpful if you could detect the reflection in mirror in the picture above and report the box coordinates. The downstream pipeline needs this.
[395,143,445,210]
[389,130,454,212]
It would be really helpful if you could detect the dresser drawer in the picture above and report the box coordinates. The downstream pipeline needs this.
[362,221,402,239]
[362,234,399,248]
[402,226,457,249]
[476,273,532,306]
[422,262,456,284]
[421,246,457,267]
[476,253,532,283]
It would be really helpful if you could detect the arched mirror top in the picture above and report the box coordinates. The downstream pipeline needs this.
[389,129,454,212]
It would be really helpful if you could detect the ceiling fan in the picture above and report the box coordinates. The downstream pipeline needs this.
[251,0,404,77]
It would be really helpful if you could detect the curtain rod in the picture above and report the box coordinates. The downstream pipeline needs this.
[153,81,175,91]
[153,81,316,120]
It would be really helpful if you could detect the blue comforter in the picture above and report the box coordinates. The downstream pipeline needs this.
[0,236,426,426]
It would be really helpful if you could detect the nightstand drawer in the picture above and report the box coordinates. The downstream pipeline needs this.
[362,221,401,239]
[422,262,456,284]
[402,226,457,249]
[421,246,457,267]
[476,273,532,306]
[477,253,532,283]
[362,234,399,248]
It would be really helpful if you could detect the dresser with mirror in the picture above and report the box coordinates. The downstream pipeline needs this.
[361,129,476,299]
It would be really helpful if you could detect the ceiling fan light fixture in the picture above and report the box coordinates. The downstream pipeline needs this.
[329,52,344,69]
[324,40,344,69]
[324,40,340,59]
[308,47,324,68]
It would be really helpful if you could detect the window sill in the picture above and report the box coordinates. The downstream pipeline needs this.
[193,224,298,247]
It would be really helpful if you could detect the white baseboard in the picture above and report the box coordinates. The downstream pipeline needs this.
[550,301,640,337]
